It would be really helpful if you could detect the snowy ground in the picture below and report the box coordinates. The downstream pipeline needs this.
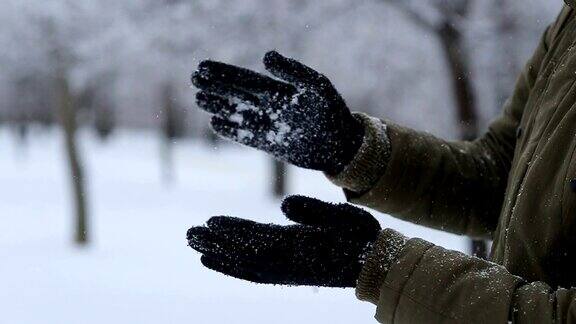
[0,128,467,324]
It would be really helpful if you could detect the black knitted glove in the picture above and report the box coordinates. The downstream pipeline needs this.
[187,195,381,288]
[191,51,364,175]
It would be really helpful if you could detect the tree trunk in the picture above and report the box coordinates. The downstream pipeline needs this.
[57,74,89,245]
[437,22,479,141]
[206,127,220,146]
[160,83,183,185]
[437,21,487,259]
[272,159,287,198]
[160,136,174,184]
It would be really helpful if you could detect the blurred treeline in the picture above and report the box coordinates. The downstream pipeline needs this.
[0,0,562,139]
[0,0,563,246]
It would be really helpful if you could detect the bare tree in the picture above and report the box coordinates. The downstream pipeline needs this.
[160,82,185,184]
[56,70,89,245]
[272,160,288,198]
[77,75,117,141]
[94,104,116,141]
[45,17,90,245]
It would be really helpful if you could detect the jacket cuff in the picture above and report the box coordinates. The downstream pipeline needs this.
[355,228,408,305]
[325,112,391,193]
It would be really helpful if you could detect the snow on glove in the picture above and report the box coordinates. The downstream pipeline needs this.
[191,51,365,175]
[187,195,381,288]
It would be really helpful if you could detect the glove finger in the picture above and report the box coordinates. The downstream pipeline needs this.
[192,71,260,106]
[201,251,313,286]
[211,117,276,153]
[186,226,230,259]
[201,219,361,287]
[206,216,285,237]
[240,108,272,130]
[211,117,257,144]
[188,221,274,264]
[201,255,280,285]
[203,217,360,268]
[206,216,319,263]
[205,217,282,266]
[198,92,269,128]
[281,195,380,230]
[196,60,296,98]
[263,51,329,89]
[280,195,341,226]
[196,92,238,117]
[202,251,356,287]
[189,219,280,265]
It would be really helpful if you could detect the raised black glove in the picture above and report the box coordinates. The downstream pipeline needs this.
[191,51,364,175]
[187,195,381,288]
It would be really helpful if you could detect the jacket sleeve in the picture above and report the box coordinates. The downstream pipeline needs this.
[357,229,576,324]
[326,11,568,238]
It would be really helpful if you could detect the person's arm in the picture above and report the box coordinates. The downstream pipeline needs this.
[359,229,576,323]
[187,195,576,323]
[327,9,571,238]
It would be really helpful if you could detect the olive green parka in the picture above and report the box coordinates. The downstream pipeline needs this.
[328,3,576,323]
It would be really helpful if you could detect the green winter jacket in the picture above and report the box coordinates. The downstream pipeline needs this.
[328,3,576,323]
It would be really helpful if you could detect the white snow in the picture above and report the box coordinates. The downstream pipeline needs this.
[0,127,467,324]
[229,113,244,124]
[231,98,257,113]
[290,92,302,105]
[235,129,254,143]
[266,122,292,146]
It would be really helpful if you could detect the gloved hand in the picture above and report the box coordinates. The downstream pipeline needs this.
[187,195,381,288]
[191,51,365,175]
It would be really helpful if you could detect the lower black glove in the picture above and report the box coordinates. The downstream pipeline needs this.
[191,51,364,175]
[187,195,381,288]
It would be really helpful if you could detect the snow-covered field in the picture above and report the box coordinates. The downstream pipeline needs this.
[0,128,466,324]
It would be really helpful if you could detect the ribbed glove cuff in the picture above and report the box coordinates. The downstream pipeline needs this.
[356,228,408,305]
[326,112,391,194]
